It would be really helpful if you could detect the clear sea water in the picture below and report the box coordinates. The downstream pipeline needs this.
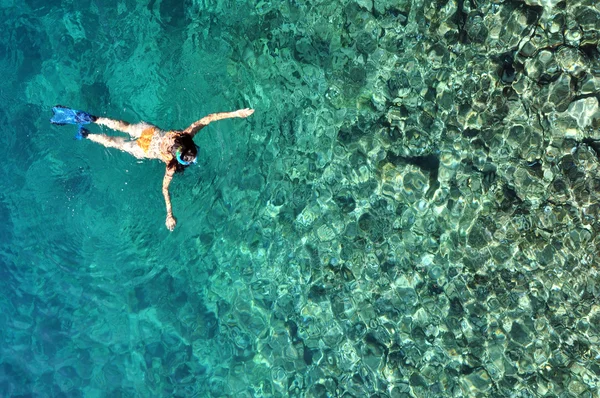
[3,0,600,397]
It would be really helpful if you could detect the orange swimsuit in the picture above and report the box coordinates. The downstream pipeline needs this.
[135,126,179,163]
[137,126,158,154]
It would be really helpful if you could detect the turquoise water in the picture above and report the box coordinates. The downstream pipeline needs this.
[2,0,600,396]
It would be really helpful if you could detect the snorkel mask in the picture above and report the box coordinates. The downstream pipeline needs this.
[175,145,200,166]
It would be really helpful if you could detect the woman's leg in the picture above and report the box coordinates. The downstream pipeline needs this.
[86,134,145,158]
[95,118,151,139]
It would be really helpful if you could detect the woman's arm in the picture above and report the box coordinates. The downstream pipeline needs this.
[183,108,254,137]
[162,166,177,231]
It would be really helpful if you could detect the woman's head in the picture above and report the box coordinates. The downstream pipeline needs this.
[170,134,198,172]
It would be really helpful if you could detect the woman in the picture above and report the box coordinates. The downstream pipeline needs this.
[50,105,254,231]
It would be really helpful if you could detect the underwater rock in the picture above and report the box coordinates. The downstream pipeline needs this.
[509,322,532,347]
[573,5,600,33]
[555,46,589,77]
[580,73,600,95]
[535,74,574,113]
[524,49,560,83]
[565,97,599,130]
[466,14,488,44]
[460,368,492,394]
[523,0,561,9]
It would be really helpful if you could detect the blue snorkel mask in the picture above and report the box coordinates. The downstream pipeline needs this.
[175,145,199,166]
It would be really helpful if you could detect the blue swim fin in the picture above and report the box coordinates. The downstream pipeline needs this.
[51,105,97,125]
[74,126,90,140]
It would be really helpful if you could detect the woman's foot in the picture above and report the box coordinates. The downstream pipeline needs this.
[74,126,90,140]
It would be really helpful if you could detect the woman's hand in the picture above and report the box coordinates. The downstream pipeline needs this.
[166,214,177,231]
[235,108,254,118]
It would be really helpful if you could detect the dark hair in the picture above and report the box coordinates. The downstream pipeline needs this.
[169,133,198,173]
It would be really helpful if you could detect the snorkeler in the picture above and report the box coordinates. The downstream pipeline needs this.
[50,105,254,231]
